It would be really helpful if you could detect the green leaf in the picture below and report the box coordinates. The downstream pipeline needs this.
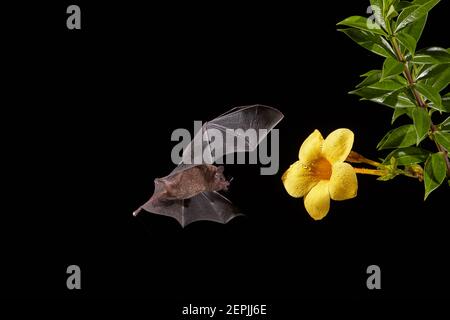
[434,131,450,151]
[429,93,450,112]
[396,32,417,54]
[421,64,450,92]
[392,107,413,124]
[412,47,450,64]
[413,0,437,4]
[377,124,417,149]
[381,37,397,57]
[400,14,427,43]
[338,28,396,58]
[414,63,428,78]
[394,0,440,32]
[371,89,417,109]
[369,78,407,91]
[424,152,447,200]
[361,70,381,77]
[337,16,387,35]
[441,94,450,112]
[384,146,431,165]
[349,86,391,100]
[385,4,399,20]
[395,5,420,31]
[385,0,399,5]
[429,103,450,112]
[415,82,442,108]
[417,64,440,80]
[412,107,431,143]
[395,1,413,11]
[440,116,450,131]
[382,57,405,79]
[356,70,382,88]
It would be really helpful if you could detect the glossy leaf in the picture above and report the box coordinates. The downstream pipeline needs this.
[349,86,391,100]
[381,37,397,57]
[382,57,405,79]
[441,93,450,112]
[424,152,447,200]
[395,0,440,32]
[369,78,406,90]
[384,146,430,165]
[392,107,413,124]
[377,124,417,149]
[415,82,442,108]
[337,16,387,35]
[395,1,413,11]
[370,89,417,109]
[413,0,438,4]
[339,28,396,58]
[412,47,450,64]
[399,14,427,43]
[385,4,399,20]
[434,131,450,151]
[417,64,439,80]
[356,70,382,88]
[396,32,417,54]
[421,64,450,92]
[412,107,431,143]
[440,116,450,131]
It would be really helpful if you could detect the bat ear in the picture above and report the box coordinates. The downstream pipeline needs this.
[217,166,224,173]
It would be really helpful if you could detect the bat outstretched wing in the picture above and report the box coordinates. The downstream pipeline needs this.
[133,105,283,226]
[138,191,242,227]
[181,105,284,165]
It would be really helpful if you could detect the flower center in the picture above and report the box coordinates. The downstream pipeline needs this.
[311,157,332,180]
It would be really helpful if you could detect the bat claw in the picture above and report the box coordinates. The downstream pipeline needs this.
[132,208,142,216]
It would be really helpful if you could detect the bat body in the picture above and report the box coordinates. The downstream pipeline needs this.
[133,164,238,227]
[148,165,229,203]
[133,105,283,227]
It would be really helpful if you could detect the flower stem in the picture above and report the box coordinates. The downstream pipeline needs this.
[346,151,381,167]
[353,168,387,176]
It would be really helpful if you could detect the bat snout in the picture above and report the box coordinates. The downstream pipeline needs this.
[221,180,230,191]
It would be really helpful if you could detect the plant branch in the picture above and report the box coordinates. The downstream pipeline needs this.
[390,37,450,177]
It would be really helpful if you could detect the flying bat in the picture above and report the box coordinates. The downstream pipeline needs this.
[133,105,284,227]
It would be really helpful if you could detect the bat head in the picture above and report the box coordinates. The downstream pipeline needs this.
[212,165,229,191]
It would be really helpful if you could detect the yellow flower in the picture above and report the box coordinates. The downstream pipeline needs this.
[282,129,358,220]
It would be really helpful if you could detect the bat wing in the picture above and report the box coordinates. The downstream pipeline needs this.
[137,191,242,228]
[181,105,284,165]
[133,105,282,225]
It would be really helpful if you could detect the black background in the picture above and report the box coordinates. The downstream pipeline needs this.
[3,0,449,306]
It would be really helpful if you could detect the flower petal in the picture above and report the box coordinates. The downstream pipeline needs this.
[298,130,324,164]
[322,128,354,164]
[329,162,358,201]
[281,161,319,198]
[304,180,330,220]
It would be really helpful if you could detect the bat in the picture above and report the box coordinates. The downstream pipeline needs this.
[133,105,284,227]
